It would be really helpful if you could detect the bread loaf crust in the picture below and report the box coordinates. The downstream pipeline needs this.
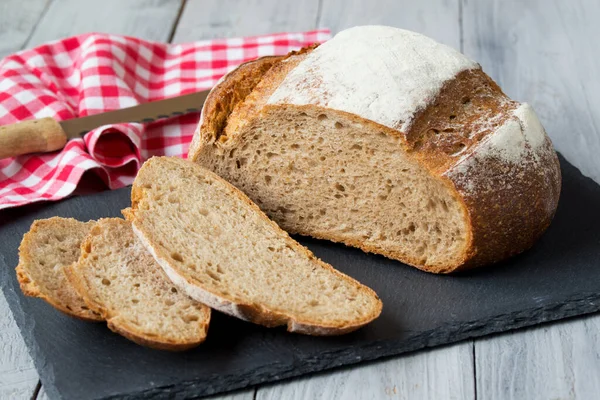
[189,26,561,273]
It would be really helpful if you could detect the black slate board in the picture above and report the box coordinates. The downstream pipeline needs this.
[2,155,600,400]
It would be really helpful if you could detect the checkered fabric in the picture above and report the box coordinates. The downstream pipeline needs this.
[0,29,331,210]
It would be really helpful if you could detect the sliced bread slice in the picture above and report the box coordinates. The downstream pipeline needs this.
[16,217,101,321]
[67,217,211,350]
[125,156,382,335]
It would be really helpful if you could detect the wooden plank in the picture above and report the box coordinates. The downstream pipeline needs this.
[37,385,253,400]
[257,343,475,400]
[0,0,49,58]
[171,0,320,42]
[0,293,39,400]
[319,0,460,45]
[475,314,600,399]
[26,0,183,47]
[462,0,600,184]
[207,390,255,400]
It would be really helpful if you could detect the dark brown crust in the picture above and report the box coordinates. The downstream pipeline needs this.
[405,69,518,174]
[190,47,562,274]
[443,138,562,272]
[128,157,382,335]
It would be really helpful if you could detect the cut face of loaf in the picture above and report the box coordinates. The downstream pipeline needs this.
[189,25,561,273]
[126,157,382,335]
[68,218,210,350]
[15,217,101,321]
[198,108,468,269]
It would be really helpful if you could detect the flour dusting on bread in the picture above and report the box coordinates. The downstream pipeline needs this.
[450,104,552,178]
[268,25,479,132]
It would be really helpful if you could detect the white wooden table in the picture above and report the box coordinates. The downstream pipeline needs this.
[2,1,600,399]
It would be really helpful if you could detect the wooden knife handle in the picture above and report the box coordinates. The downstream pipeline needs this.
[0,117,68,159]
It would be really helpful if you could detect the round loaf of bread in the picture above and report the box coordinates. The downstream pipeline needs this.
[189,25,561,273]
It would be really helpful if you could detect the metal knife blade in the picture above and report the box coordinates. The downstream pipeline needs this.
[0,90,210,159]
[60,90,210,139]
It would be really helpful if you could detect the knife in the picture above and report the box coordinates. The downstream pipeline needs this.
[0,90,210,159]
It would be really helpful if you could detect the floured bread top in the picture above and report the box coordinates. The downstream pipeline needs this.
[268,25,479,132]
[486,103,547,163]
[446,103,556,194]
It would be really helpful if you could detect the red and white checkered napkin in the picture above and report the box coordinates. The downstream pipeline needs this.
[0,29,331,210]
